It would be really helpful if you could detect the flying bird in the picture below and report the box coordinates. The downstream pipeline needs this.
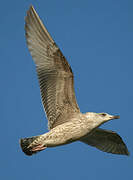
[20,5,129,156]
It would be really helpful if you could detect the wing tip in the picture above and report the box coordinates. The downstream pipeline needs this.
[125,149,130,156]
[28,4,35,13]
[25,4,36,21]
[25,4,54,44]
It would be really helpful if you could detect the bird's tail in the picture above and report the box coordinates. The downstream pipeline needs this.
[20,135,46,156]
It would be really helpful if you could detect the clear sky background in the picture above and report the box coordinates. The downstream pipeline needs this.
[1,0,133,179]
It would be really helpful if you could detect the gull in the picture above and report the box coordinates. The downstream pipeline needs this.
[20,6,129,156]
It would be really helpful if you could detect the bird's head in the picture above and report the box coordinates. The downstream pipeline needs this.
[85,112,120,125]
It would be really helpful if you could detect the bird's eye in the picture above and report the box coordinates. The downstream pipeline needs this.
[100,113,106,117]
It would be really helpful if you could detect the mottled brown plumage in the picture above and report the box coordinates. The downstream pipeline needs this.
[25,6,80,129]
[20,6,129,156]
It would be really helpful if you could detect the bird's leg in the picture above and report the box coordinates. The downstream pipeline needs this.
[32,144,46,151]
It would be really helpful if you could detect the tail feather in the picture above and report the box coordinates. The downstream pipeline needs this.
[20,136,45,156]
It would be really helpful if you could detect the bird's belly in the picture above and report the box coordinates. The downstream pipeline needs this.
[44,121,91,147]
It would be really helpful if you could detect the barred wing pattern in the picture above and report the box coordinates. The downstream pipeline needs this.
[25,6,80,129]
[80,128,129,155]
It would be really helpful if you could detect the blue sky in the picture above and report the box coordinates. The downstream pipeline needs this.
[1,0,133,179]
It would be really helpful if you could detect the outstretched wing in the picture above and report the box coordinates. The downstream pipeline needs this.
[80,128,129,155]
[25,6,80,129]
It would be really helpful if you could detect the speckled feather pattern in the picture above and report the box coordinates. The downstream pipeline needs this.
[20,6,129,156]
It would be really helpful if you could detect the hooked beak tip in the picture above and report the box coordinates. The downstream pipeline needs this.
[113,115,120,119]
